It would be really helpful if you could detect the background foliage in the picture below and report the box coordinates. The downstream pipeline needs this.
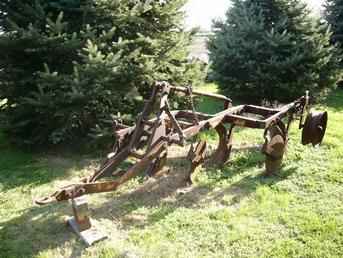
[209,0,341,103]
[0,0,202,147]
[325,0,343,84]
[325,0,343,46]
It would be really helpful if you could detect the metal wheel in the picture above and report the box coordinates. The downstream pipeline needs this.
[301,111,328,146]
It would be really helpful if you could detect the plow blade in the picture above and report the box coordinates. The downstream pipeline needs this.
[262,121,288,175]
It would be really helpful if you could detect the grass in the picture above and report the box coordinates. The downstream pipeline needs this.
[1,85,343,258]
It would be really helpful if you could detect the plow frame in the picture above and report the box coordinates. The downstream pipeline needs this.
[35,81,318,206]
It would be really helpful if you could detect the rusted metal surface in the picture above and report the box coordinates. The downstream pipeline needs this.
[262,120,288,175]
[186,140,207,185]
[71,197,92,232]
[211,123,234,167]
[36,81,328,206]
[67,196,107,246]
[301,111,328,146]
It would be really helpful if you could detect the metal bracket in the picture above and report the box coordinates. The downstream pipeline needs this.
[67,197,107,247]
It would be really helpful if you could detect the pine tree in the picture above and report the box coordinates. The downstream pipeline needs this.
[209,0,340,103]
[0,0,200,146]
[325,0,343,45]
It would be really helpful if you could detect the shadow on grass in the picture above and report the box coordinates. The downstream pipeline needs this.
[324,88,343,112]
[0,144,96,191]
[0,203,88,258]
[202,149,265,181]
[91,148,297,229]
[0,147,297,257]
[0,155,97,256]
[209,165,298,205]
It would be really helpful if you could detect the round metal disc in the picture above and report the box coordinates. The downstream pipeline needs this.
[301,111,328,146]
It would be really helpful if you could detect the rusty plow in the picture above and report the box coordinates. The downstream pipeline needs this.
[36,83,328,205]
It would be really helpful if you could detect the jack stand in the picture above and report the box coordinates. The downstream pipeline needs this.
[67,196,107,247]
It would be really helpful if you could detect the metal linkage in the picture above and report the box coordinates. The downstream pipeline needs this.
[36,81,328,206]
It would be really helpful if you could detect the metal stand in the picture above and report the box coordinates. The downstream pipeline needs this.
[67,196,107,247]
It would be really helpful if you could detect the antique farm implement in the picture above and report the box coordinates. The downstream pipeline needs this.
[36,81,328,206]
[35,81,328,245]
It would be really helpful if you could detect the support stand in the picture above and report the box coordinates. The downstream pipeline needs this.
[67,196,107,247]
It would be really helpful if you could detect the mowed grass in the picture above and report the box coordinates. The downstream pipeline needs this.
[1,85,343,258]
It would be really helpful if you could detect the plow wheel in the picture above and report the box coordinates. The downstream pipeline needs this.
[262,121,288,175]
[186,141,207,185]
[301,111,328,146]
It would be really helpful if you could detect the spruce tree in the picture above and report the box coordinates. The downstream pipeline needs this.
[209,0,340,103]
[0,0,200,146]
[325,0,343,45]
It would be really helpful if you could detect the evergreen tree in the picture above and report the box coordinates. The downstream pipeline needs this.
[0,0,201,146]
[325,0,343,45]
[209,0,340,103]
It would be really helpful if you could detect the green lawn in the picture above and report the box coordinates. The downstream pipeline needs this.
[1,86,343,258]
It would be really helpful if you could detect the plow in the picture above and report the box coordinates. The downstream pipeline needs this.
[35,81,328,245]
